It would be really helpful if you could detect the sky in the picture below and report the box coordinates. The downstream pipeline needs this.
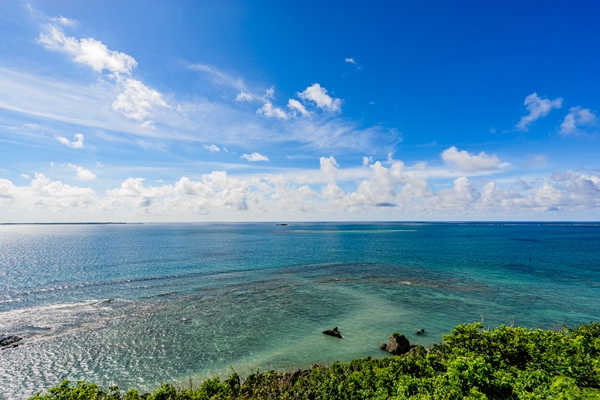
[0,0,599,222]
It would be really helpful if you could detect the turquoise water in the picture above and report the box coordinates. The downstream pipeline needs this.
[0,222,599,399]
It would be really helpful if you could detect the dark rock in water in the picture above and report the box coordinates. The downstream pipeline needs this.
[322,327,343,339]
[386,333,410,355]
[416,328,425,335]
[0,335,23,347]
[380,343,387,350]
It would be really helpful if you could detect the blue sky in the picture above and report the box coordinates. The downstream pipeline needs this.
[0,0,599,222]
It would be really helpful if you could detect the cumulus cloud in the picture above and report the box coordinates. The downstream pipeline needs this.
[288,99,309,116]
[319,156,339,181]
[31,173,96,200]
[204,144,220,153]
[341,159,431,209]
[298,83,342,113]
[256,102,288,119]
[26,19,391,153]
[37,20,167,125]
[344,179,396,208]
[104,172,249,213]
[241,152,269,162]
[515,93,563,131]
[68,163,96,181]
[1,158,600,220]
[431,177,480,209]
[0,174,97,214]
[0,179,17,199]
[559,107,598,136]
[314,158,353,201]
[344,57,355,64]
[441,146,508,173]
[106,177,158,198]
[55,133,85,148]
[37,25,137,75]
[112,78,168,122]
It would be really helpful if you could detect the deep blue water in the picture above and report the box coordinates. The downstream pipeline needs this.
[1,222,599,399]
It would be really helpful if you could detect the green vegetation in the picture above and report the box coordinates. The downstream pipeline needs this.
[30,322,600,399]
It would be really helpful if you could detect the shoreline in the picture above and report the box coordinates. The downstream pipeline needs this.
[28,321,600,399]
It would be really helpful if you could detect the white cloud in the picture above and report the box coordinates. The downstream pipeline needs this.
[319,157,344,199]
[104,172,249,213]
[0,66,387,151]
[37,25,137,75]
[0,173,98,215]
[298,83,342,113]
[340,159,431,209]
[31,173,96,200]
[319,156,339,180]
[431,177,480,209]
[0,179,17,199]
[55,133,85,148]
[20,174,30,179]
[112,78,168,122]
[288,99,309,116]
[241,152,269,162]
[362,156,373,166]
[2,156,600,221]
[68,163,97,181]
[0,67,147,134]
[36,21,167,125]
[204,144,220,153]
[344,58,356,64]
[235,92,253,102]
[441,146,508,173]
[284,118,399,152]
[256,102,288,119]
[559,107,598,136]
[515,93,563,131]
[106,177,157,198]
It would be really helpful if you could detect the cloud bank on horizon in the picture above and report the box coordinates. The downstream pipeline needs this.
[0,1,599,222]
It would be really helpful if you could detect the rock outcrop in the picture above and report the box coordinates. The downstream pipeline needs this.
[0,335,23,349]
[385,333,410,355]
[322,327,343,339]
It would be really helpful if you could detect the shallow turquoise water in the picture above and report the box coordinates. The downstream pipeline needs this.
[0,222,599,399]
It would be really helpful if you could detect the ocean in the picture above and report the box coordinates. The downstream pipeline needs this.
[1,222,599,399]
